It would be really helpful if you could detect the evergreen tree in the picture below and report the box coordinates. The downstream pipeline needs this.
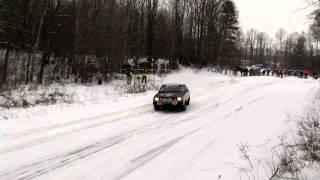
[218,0,239,66]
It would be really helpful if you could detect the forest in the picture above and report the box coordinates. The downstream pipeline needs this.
[1,0,320,89]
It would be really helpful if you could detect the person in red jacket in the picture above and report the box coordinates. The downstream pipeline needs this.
[304,69,309,79]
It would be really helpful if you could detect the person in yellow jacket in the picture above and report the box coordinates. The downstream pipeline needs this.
[126,70,133,85]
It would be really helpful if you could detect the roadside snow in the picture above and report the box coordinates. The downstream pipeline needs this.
[0,68,319,180]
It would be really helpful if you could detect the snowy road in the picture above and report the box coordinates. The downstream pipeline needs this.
[1,69,319,180]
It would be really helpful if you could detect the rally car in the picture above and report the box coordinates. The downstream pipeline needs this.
[153,84,190,111]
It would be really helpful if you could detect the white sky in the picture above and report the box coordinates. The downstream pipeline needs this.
[235,0,314,37]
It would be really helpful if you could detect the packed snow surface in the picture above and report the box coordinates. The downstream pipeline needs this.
[0,68,319,180]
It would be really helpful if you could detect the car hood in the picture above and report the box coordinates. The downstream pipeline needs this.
[156,92,184,97]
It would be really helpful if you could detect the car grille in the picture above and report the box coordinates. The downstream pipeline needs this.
[162,97,173,103]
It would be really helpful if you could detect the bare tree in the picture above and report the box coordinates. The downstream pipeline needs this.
[246,29,258,65]
[276,28,287,56]
[256,32,268,64]
[145,0,159,59]
[310,22,320,56]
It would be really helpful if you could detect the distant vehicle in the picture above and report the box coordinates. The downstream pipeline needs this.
[153,84,190,111]
[296,70,304,78]
[287,70,296,76]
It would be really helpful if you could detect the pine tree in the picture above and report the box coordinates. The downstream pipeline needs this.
[218,0,239,65]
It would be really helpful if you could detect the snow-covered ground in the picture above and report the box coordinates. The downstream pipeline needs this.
[0,68,319,180]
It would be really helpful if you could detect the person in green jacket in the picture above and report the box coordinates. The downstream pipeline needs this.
[142,68,148,83]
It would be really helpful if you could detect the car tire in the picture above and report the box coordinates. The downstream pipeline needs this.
[154,105,160,111]
[181,103,187,111]
[186,98,190,105]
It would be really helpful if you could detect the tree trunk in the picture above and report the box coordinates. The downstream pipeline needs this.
[34,0,49,51]
[34,0,49,84]
[38,53,49,84]
[145,0,158,59]
[316,40,319,57]
[25,53,32,84]
[30,56,34,82]
[1,48,10,87]
[51,61,59,83]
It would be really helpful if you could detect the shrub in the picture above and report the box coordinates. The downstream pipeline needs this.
[0,86,73,108]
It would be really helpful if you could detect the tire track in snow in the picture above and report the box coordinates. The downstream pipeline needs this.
[4,104,152,140]
[0,131,136,180]
[170,81,297,179]
[0,108,153,154]
[2,106,190,155]
[0,121,201,180]
[169,97,273,179]
[113,129,202,180]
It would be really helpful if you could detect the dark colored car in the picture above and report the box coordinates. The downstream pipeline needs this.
[153,84,190,111]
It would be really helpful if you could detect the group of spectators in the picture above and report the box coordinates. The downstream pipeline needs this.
[125,68,148,85]
[237,65,319,80]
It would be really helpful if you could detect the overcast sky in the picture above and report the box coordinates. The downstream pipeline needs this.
[235,0,314,37]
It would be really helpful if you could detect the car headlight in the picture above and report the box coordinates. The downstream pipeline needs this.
[154,97,160,102]
[177,97,182,101]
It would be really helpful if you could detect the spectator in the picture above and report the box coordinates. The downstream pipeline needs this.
[126,70,133,85]
[304,70,309,79]
[313,71,318,79]
[267,69,271,76]
[142,68,148,83]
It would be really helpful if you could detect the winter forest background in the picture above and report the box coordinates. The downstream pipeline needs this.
[1,0,320,89]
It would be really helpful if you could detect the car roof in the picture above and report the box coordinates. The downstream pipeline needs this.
[162,83,186,87]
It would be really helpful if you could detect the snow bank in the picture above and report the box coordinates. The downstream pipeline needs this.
[0,74,162,121]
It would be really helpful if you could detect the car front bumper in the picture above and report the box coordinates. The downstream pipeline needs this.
[153,101,183,108]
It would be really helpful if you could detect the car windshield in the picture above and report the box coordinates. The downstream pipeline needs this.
[159,85,184,93]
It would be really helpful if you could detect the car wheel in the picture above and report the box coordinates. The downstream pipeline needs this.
[154,105,160,111]
[186,98,190,105]
[181,103,187,111]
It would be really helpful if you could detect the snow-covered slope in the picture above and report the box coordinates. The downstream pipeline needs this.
[0,68,319,180]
